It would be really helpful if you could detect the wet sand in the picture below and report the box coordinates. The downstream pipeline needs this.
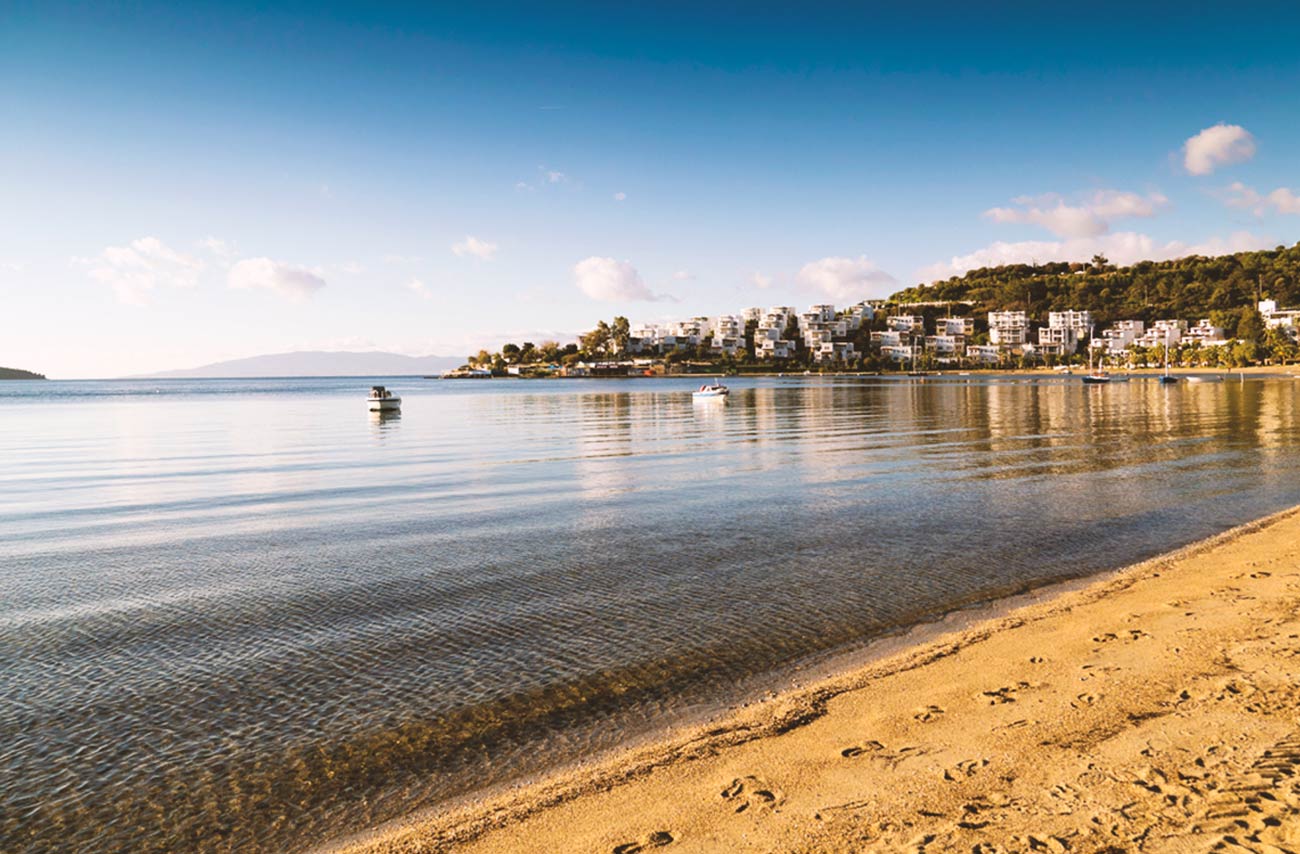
[333,506,1300,853]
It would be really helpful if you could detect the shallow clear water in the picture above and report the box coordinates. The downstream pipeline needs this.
[2,374,1299,853]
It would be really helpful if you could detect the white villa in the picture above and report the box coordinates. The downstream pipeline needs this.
[988,311,1029,346]
[617,296,1278,366]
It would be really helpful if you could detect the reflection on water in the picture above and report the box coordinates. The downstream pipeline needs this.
[368,409,402,434]
[1,375,1299,854]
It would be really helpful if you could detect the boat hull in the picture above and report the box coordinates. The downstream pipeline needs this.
[367,398,402,411]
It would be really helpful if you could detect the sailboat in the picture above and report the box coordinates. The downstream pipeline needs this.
[1158,333,1179,384]
[1082,324,1111,384]
[906,337,929,377]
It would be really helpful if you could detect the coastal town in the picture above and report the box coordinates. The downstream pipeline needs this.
[458,297,1300,377]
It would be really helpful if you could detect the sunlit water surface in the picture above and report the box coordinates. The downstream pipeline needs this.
[2,374,1299,852]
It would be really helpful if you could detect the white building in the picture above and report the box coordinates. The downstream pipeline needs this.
[887,314,925,333]
[935,316,974,337]
[1185,319,1228,346]
[924,334,964,356]
[1100,320,1144,355]
[1037,325,1078,355]
[966,344,1001,365]
[1134,319,1187,348]
[988,311,1029,346]
[871,330,910,348]
[1048,310,1093,338]
[1260,299,1300,336]
[815,341,857,362]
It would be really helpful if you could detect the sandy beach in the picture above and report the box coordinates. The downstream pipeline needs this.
[333,506,1300,854]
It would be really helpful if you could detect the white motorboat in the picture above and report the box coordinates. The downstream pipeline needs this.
[692,382,729,399]
[367,385,401,411]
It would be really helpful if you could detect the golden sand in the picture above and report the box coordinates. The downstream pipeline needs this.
[335,507,1300,853]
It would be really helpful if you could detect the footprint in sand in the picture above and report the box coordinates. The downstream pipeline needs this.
[612,831,674,853]
[1071,691,1102,708]
[721,775,784,814]
[841,742,929,769]
[1163,732,1300,848]
[942,758,989,781]
[914,704,946,723]
[980,681,1033,705]
[841,740,885,757]
[1091,629,1151,645]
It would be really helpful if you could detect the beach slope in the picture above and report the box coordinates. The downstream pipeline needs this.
[339,508,1300,853]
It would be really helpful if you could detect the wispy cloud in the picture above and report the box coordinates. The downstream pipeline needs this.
[197,236,234,258]
[1218,181,1300,216]
[229,257,326,301]
[613,191,627,202]
[516,166,573,192]
[84,236,203,305]
[750,272,774,290]
[406,278,433,300]
[573,256,673,302]
[451,235,499,260]
[796,255,896,300]
[1183,123,1256,175]
[919,230,1272,281]
[984,190,1168,238]
[672,270,695,281]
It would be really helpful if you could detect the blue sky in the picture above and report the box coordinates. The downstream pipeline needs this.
[3,1,1300,376]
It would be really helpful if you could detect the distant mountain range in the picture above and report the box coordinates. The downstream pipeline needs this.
[135,350,465,378]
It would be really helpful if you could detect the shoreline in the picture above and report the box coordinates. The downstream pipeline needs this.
[328,504,1300,853]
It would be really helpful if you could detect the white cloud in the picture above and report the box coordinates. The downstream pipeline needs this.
[198,236,234,257]
[573,256,669,302]
[750,272,774,289]
[228,257,326,301]
[545,170,567,184]
[451,235,498,260]
[672,270,695,281]
[795,255,897,300]
[919,230,1273,281]
[1183,124,1256,175]
[613,191,627,201]
[1220,182,1300,216]
[984,190,1168,238]
[85,236,203,305]
[406,278,433,300]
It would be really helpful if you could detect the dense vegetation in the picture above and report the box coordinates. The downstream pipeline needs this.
[0,366,45,380]
[892,244,1300,333]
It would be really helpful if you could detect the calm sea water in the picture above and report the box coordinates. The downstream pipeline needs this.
[3,374,1299,853]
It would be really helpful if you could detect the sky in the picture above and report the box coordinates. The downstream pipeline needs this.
[3,1,1300,377]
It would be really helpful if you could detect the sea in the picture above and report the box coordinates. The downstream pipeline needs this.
[2,373,1299,853]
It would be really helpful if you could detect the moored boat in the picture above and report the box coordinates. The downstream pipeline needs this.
[367,385,401,411]
[692,382,729,399]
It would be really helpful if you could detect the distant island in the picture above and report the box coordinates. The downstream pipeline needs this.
[0,366,46,380]
[136,350,464,379]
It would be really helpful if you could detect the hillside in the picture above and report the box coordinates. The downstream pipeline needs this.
[0,366,46,380]
[892,243,1300,328]
[136,350,464,379]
